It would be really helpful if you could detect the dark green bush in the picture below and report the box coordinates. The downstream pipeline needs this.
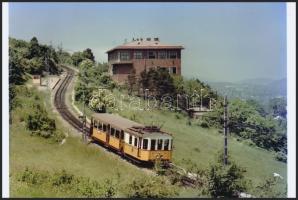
[17,168,117,198]
[200,121,209,128]
[126,176,178,198]
[275,152,287,163]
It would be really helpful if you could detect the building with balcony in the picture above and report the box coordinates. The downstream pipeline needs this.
[106,37,184,83]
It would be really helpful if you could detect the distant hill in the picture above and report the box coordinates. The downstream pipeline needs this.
[207,78,287,103]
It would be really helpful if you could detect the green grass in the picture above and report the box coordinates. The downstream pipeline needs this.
[9,86,153,197]
[75,88,287,196]
[10,82,287,197]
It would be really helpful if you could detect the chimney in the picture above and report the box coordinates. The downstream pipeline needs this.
[140,38,143,41]
[154,37,159,41]
[146,37,151,41]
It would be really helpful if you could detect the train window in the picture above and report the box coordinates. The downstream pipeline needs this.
[129,135,132,144]
[143,139,148,150]
[120,131,124,140]
[170,139,173,149]
[134,138,138,147]
[115,130,120,138]
[164,139,169,150]
[111,128,115,136]
[151,139,156,150]
[94,120,98,129]
[157,139,163,150]
[98,122,102,130]
[103,124,107,132]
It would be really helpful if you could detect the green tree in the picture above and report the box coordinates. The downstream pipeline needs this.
[9,48,25,85]
[28,57,44,74]
[71,51,85,66]
[82,48,95,62]
[75,59,115,105]
[268,97,287,118]
[207,152,248,198]
[127,68,137,95]
[89,89,114,112]
[247,99,267,117]
[201,98,286,152]
[28,37,41,59]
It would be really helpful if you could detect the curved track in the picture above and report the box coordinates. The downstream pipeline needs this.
[54,67,88,132]
[53,67,195,181]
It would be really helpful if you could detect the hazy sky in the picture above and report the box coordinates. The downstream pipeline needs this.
[9,3,287,82]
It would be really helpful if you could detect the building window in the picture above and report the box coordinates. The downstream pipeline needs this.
[158,51,167,59]
[134,138,138,147]
[134,51,143,59]
[168,51,177,59]
[172,67,176,74]
[129,135,132,144]
[120,51,130,60]
[143,139,148,150]
[168,67,176,74]
[150,139,156,150]
[157,139,163,150]
[148,51,156,59]
[164,139,169,150]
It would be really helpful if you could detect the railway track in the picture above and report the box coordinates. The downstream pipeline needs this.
[54,67,88,133]
[53,66,198,185]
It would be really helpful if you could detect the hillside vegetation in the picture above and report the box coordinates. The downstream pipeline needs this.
[9,37,287,197]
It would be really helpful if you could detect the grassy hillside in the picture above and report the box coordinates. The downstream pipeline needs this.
[75,88,287,196]
[10,83,287,197]
[9,86,153,197]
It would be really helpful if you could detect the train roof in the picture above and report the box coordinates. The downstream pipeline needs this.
[127,126,172,138]
[92,113,142,130]
[92,113,172,138]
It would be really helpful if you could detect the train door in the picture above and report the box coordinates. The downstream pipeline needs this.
[137,137,142,157]
[119,130,125,153]
[106,124,110,145]
[89,117,93,137]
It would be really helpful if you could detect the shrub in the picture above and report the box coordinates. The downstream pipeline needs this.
[275,152,287,163]
[200,121,209,128]
[253,176,286,197]
[126,176,178,198]
[18,167,49,185]
[207,152,248,198]
[17,168,117,198]
[52,169,74,186]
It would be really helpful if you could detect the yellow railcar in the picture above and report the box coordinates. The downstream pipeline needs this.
[90,113,173,165]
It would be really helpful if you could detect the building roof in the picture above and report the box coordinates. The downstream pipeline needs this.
[106,39,184,53]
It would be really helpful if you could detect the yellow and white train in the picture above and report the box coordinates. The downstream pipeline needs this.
[90,113,173,164]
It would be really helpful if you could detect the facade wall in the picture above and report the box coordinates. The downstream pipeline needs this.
[108,49,182,84]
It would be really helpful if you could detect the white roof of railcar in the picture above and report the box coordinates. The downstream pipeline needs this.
[92,113,142,130]
[92,113,172,138]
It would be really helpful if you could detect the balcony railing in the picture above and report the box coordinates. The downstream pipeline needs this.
[109,59,133,64]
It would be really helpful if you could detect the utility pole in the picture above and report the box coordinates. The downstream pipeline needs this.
[200,88,204,111]
[223,96,228,165]
[82,89,87,143]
